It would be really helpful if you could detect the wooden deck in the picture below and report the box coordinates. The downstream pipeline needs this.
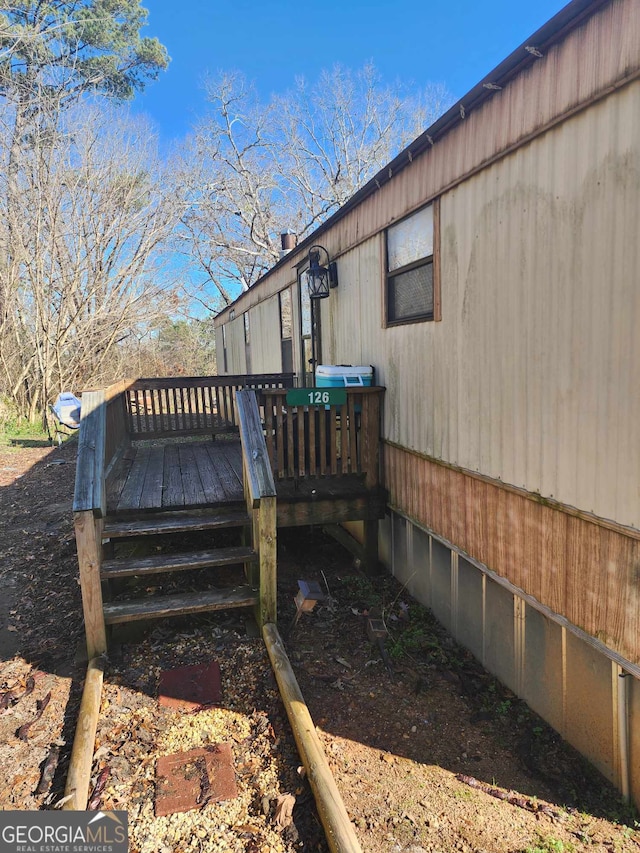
[107,439,244,513]
[106,436,386,525]
[73,375,385,658]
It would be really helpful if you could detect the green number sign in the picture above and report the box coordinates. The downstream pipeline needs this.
[286,387,347,407]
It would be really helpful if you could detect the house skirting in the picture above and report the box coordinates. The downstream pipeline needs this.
[358,442,640,805]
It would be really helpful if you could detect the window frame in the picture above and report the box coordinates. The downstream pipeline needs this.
[384,198,441,327]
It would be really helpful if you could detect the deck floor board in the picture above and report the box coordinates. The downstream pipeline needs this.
[108,439,245,514]
[106,438,383,524]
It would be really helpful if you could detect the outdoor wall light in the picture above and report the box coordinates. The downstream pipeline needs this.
[305,245,338,299]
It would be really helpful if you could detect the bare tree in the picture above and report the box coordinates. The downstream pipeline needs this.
[0,104,181,420]
[0,1,169,342]
[179,65,452,305]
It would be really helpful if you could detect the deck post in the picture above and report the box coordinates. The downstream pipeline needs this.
[258,495,277,626]
[74,511,107,658]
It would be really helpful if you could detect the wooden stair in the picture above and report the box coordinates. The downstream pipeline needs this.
[103,585,258,624]
[100,509,258,626]
[101,546,257,579]
[103,508,249,539]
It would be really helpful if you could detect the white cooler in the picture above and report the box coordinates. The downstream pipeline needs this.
[315,364,374,388]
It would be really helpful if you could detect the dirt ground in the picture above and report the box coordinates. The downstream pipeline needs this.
[0,438,638,852]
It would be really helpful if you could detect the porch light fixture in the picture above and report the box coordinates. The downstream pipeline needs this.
[305,245,338,299]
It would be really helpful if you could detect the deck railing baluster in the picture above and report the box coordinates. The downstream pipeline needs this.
[286,404,295,478]
[348,394,358,473]
[264,394,275,472]
[330,409,338,475]
[318,405,327,475]
[308,406,317,476]
[276,402,285,478]
[339,403,348,474]
[297,404,306,478]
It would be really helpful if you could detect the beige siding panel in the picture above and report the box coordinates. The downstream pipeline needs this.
[326,83,640,530]
[250,296,282,374]
[448,83,640,528]
[214,327,224,374]
[226,316,246,375]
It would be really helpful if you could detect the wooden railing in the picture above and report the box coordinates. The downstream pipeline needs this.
[73,389,109,658]
[124,374,295,438]
[258,387,384,489]
[236,389,277,626]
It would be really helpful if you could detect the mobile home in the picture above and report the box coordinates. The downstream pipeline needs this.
[214,0,640,803]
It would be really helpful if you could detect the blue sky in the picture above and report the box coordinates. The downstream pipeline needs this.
[135,0,570,145]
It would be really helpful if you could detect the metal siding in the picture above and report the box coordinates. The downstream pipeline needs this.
[484,582,517,693]
[226,316,246,374]
[303,0,640,271]
[457,556,484,662]
[522,605,565,735]
[350,83,640,527]
[330,83,639,531]
[214,327,224,374]
[430,538,452,632]
[410,525,432,607]
[447,83,640,528]
[564,631,616,784]
[250,296,282,374]
[631,674,640,807]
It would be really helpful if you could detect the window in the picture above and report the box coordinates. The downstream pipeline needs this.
[385,201,440,325]
[221,324,228,373]
[298,273,314,387]
[243,313,252,373]
[279,289,293,374]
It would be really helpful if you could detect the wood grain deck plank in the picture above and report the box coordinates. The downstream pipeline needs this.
[140,445,165,509]
[117,446,151,511]
[163,444,185,508]
[178,443,206,506]
[191,442,227,504]
[205,441,244,502]
[106,446,135,512]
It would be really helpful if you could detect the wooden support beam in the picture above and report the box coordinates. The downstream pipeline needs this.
[258,496,277,626]
[323,524,366,563]
[74,511,107,658]
[263,624,363,853]
[63,657,104,810]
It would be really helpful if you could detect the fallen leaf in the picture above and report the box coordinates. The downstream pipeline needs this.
[274,793,295,828]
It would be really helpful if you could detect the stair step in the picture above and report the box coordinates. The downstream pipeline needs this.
[103,510,250,539]
[101,546,257,579]
[103,585,258,624]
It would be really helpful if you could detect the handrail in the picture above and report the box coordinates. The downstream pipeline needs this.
[236,389,277,505]
[73,389,107,517]
[236,388,277,626]
[129,373,294,390]
[124,373,295,439]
